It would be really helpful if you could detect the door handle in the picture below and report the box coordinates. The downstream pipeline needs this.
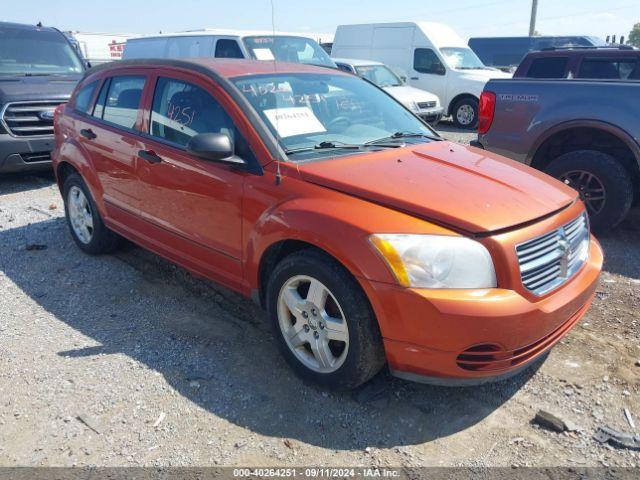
[410,77,419,80]
[80,128,96,140]
[138,149,162,164]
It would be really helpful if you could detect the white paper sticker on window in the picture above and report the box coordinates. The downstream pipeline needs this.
[253,48,275,60]
[264,107,326,138]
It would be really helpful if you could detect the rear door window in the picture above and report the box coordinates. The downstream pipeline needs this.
[214,39,243,58]
[149,77,235,147]
[413,48,445,75]
[577,57,639,79]
[526,57,568,78]
[100,75,146,129]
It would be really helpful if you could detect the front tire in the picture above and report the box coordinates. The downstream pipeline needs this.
[452,97,479,129]
[62,173,122,254]
[545,150,633,233]
[266,249,385,390]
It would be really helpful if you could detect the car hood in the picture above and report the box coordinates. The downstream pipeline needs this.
[0,75,80,104]
[297,141,577,234]
[383,85,439,104]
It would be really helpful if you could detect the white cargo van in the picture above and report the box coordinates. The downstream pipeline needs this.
[123,29,336,68]
[332,22,510,128]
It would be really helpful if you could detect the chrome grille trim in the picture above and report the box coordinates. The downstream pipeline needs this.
[417,101,437,109]
[1,100,66,137]
[516,213,590,296]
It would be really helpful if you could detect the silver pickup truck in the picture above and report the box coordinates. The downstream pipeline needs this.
[473,79,640,232]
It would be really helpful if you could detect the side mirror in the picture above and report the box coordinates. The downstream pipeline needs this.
[186,132,245,166]
[434,64,446,76]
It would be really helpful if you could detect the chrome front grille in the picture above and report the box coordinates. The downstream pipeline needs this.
[1,100,66,137]
[417,101,436,109]
[516,213,590,296]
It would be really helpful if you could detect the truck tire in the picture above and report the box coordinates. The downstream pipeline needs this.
[452,97,479,129]
[545,150,633,233]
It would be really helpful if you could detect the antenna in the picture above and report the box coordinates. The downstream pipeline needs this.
[270,0,282,185]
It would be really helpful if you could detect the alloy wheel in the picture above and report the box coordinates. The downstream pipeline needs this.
[456,104,475,126]
[67,186,94,244]
[277,275,349,373]
[560,170,606,215]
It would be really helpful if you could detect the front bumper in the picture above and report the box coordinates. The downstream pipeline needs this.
[0,133,55,173]
[364,235,603,385]
[417,107,445,125]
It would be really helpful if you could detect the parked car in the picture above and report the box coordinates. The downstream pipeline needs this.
[468,36,606,72]
[66,32,140,65]
[123,29,337,68]
[333,58,444,124]
[53,58,602,389]
[513,45,639,79]
[331,22,510,129]
[473,77,640,231]
[0,21,86,174]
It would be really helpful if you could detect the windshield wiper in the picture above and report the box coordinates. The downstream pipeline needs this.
[285,140,364,156]
[365,131,440,146]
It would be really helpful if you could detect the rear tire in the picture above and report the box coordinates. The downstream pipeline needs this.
[62,173,122,254]
[545,150,633,233]
[452,97,479,129]
[266,249,385,390]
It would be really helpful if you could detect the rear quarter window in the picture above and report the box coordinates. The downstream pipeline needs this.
[74,80,99,114]
[526,57,568,78]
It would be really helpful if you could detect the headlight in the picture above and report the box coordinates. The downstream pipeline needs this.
[406,101,419,112]
[370,234,497,289]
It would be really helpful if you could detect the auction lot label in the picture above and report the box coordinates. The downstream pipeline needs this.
[264,107,326,138]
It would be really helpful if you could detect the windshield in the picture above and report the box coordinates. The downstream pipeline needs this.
[243,36,336,67]
[354,64,402,87]
[0,26,85,75]
[440,47,486,70]
[232,73,436,160]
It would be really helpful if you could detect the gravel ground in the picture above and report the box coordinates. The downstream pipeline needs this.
[0,125,639,468]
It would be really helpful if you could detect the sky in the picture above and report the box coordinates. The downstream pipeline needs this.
[1,0,638,41]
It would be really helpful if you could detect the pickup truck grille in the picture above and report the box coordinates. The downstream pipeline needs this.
[1,101,66,137]
[516,213,590,296]
[417,101,436,109]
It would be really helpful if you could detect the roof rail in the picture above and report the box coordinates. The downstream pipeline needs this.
[540,45,636,51]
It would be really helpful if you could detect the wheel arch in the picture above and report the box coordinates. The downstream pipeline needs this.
[447,93,478,116]
[528,121,640,186]
[54,140,106,215]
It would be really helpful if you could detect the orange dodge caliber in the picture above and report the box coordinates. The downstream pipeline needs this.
[52,59,602,389]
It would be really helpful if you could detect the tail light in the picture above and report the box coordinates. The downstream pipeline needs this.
[478,91,496,134]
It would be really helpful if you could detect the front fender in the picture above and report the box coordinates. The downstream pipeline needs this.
[244,196,395,291]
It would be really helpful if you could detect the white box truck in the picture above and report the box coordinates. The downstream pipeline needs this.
[331,22,510,129]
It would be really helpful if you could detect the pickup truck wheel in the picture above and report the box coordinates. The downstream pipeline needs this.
[452,97,478,129]
[62,173,122,254]
[545,150,633,232]
[266,249,385,390]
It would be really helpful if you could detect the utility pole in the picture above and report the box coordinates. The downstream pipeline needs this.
[529,0,539,36]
